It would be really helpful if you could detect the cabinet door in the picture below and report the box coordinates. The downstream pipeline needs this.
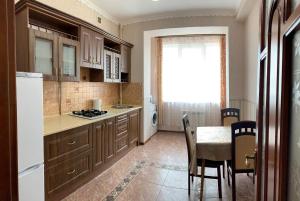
[121,45,130,73]
[93,121,105,170]
[80,27,93,68]
[29,29,58,81]
[128,111,139,147]
[59,37,80,82]
[93,33,104,69]
[104,118,115,162]
[113,53,121,83]
[104,50,114,82]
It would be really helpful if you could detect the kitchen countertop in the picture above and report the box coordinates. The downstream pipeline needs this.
[44,105,142,136]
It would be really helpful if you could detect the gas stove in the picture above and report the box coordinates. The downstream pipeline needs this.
[70,109,108,120]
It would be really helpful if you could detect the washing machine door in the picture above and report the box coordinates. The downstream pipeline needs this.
[152,111,158,127]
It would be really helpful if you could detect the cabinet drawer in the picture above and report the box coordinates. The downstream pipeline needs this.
[115,135,128,154]
[116,114,128,122]
[116,121,128,134]
[45,125,92,164]
[45,150,92,197]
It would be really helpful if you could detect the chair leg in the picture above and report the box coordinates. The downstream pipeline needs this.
[200,160,205,201]
[232,172,236,201]
[192,175,194,183]
[253,172,255,184]
[227,167,231,186]
[217,166,222,198]
[222,161,225,179]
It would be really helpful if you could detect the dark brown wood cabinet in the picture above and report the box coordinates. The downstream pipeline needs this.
[128,111,139,147]
[115,114,129,155]
[104,118,115,162]
[44,125,93,200]
[80,27,104,69]
[44,110,140,201]
[92,121,105,170]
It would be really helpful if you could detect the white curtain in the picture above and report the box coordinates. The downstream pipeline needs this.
[159,36,222,131]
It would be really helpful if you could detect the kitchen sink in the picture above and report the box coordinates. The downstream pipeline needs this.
[112,104,134,109]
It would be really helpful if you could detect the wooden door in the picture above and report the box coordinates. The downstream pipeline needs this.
[80,27,93,68]
[29,29,58,81]
[0,0,18,200]
[257,0,300,200]
[93,32,104,69]
[58,36,80,82]
[128,111,139,147]
[93,121,105,170]
[104,118,115,162]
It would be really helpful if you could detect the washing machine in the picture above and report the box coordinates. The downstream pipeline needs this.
[150,104,158,136]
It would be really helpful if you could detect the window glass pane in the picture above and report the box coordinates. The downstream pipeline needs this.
[162,37,221,103]
[287,29,300,201]
[35,38,53,75]
[63,45,76,76]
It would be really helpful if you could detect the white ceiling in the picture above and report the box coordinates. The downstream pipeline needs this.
[88,0,247,24]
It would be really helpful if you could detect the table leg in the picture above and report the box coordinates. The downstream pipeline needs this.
[200,159,205,201]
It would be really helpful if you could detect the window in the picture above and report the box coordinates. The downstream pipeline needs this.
[162,36,223,104]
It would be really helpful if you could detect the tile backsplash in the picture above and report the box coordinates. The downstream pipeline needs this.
[43,81,120,117]
[43,81,143,117]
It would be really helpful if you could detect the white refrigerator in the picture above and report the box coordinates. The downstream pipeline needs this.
[16,72,45,201]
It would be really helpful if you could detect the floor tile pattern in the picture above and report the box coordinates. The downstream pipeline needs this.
[62,132,255,201]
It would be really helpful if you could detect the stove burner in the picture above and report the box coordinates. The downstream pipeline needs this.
[72,109,108,119]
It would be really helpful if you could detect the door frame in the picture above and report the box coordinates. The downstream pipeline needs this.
[0,0,18,200]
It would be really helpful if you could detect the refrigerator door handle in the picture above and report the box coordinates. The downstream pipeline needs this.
[19,163,44,177]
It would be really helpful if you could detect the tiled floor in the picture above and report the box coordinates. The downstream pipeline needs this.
[62,132,255,201]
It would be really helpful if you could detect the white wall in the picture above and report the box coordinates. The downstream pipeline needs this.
[122,16,246,100]
[238,0,260,121]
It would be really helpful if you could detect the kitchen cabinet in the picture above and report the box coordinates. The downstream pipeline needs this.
[59,37,80,81]
[29,29,59,81]
[128,110,140,147]
[115,114,129,155]
[80,27,104,69]
[44,109,140,201]
[92,121,105,170]
[104,50,121,82]
[26,29,80,81]
[104,117,115,162]
[121,45,131,73]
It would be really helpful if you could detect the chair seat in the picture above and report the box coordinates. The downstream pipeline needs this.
[197,159,223,168]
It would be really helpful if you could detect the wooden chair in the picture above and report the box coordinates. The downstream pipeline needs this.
[220,108,240,178]
[227,121,256,201]
[182,114,223,198]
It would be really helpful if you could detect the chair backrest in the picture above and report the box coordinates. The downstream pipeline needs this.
[221,108,240,126]
[182,114,195,164]
[231,121,256,171]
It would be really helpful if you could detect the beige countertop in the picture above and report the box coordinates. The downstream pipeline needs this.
[44,105,142,137]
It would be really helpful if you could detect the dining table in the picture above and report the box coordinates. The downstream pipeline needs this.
[196,126,232,201]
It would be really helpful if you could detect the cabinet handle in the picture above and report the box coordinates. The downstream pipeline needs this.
[67,169,76,175]
[67,140,76,145]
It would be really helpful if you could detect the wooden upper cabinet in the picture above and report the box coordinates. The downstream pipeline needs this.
[121,45,131,73]
[29,29,59,81]
[80,27,93,68]
[80,26,104,69]
[93,32,104,69]
[59,37,80,82]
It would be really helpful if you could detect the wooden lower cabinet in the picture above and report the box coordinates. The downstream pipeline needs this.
[104,118,115,162]
[44,110,140,201]
[128,110,140,147]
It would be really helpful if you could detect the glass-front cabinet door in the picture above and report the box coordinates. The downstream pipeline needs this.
[30,29,58,80]
[104,50,114,82]
[59,37,80,81]
[113,53,121,82]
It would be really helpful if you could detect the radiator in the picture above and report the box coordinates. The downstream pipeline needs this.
[182,111,205,129]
